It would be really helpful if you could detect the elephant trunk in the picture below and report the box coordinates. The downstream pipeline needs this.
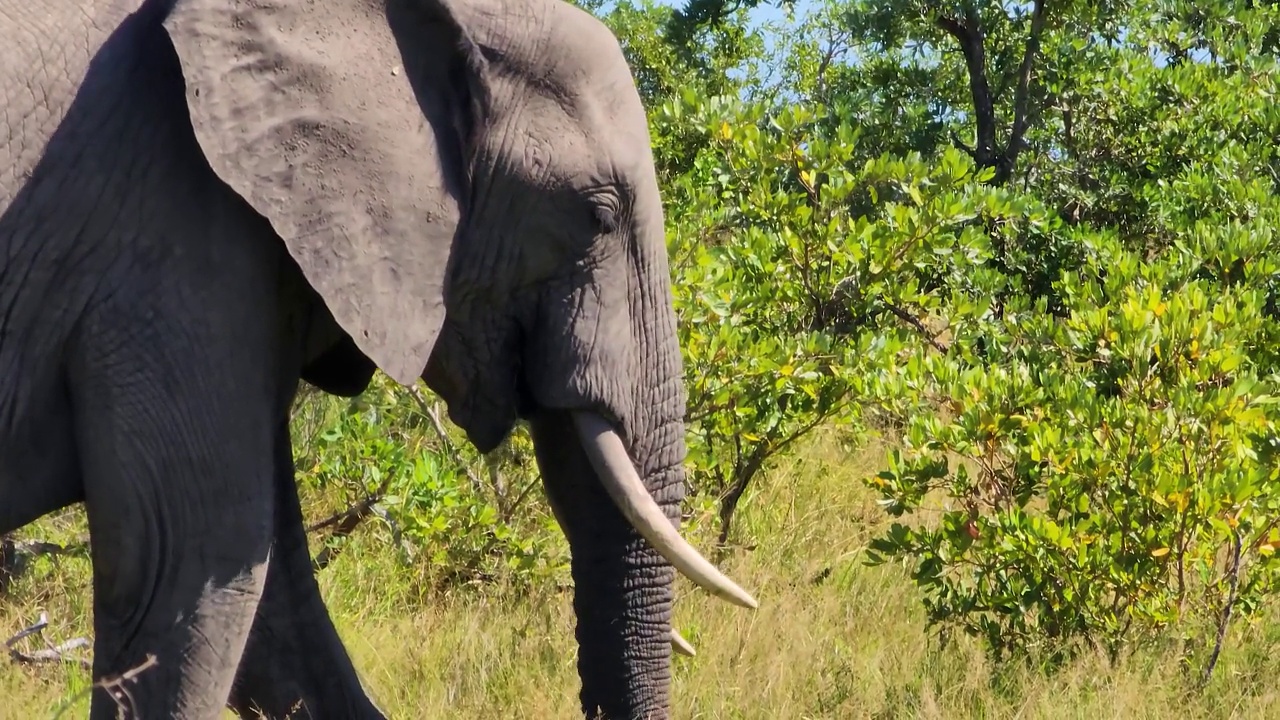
[529,409,685,719]
[528,322,754,716]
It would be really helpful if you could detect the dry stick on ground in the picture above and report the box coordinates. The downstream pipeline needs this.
[5,612,92,669]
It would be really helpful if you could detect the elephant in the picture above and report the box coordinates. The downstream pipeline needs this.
[0,0,759,718]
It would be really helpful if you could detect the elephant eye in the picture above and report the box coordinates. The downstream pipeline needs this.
[591,203,619,236]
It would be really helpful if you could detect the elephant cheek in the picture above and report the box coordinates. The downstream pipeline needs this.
[523,286,637,430]
[421,329,519,454]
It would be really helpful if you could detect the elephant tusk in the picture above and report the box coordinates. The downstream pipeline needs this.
[540,449,706,657]
[571,411,759,610]
[670,628,697,657]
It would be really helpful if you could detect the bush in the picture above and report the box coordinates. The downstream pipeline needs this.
[657,90,1008,543]
[866,232,1280,667]
[291,376,566,593]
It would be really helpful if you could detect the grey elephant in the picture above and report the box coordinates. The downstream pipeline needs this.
[0,0,757,718]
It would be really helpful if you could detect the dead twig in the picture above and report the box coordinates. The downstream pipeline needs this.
[52,653,159,720]
[5,612,92,669]
[405,385,487,495]
[307,474,392,572]
[12,638,92,666]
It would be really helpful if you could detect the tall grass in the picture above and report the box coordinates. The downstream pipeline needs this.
[3,429,1279,718]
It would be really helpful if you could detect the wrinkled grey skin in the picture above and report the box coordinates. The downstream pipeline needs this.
[0,0,691,718]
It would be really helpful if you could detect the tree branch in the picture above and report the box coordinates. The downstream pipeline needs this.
[935,7,998,170]
[814,26,852,102]
[949,130,977,159]
[307,474,392,572]
[883,301,949,354]
[717,441,771,547]
[1006,0,1048,174]
[405,385,487,495]
[1201,530,1243,686]
[937,0,1047,185]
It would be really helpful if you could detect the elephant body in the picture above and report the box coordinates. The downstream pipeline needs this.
[0,1,755,718]
[3,5,382,717]
[2,0,327,524]
[1,0,139,531]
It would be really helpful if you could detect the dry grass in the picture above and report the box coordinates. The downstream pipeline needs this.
[4,430,1280,718]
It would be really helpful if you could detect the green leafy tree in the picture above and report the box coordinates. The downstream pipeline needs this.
[857,1,1280,676]
[655,79,1005,541]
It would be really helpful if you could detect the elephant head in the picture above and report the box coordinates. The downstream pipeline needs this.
[159,0,756,716]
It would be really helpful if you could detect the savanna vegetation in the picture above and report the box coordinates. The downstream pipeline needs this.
[4,0,1280,717]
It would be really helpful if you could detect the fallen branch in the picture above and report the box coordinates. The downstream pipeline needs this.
[12,638,92,667]
[307,474,392,572]
[5,612,92,670]
[4,612,51,647]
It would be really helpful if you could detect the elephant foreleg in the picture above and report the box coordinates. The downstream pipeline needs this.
[71,353,275,720]
[227,421,385,720]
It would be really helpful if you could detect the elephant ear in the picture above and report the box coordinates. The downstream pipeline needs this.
[160,0,487,385]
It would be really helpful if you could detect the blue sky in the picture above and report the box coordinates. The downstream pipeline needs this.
[616,0,818,27]
[626,2,1210,68]
[676,0,816,26]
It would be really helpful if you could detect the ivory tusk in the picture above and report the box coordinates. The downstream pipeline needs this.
[670,628,697,657]
[571,411,759,609]
[543,458,703,657]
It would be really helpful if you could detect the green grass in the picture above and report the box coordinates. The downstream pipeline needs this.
[3,430,1279,718]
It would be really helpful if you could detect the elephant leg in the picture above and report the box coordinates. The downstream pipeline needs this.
[227,420,385,720]
[72,361,276,720]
